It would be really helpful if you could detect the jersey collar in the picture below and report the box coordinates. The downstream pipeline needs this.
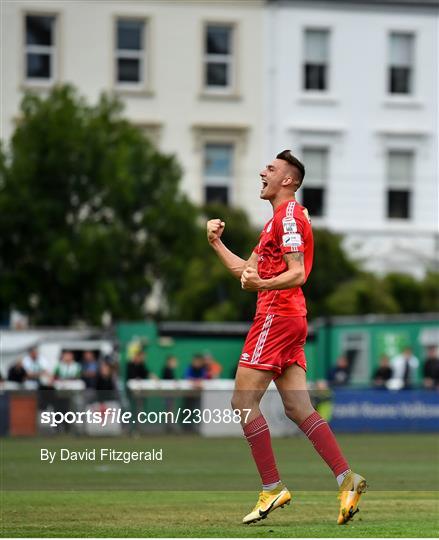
[274,199,297,215]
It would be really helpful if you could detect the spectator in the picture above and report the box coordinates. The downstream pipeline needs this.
[423,345,439,390]
[162,355,178,380]
[126,350,151,380]
[7,359,27,384]
[22,347,55,410]
[390,346,419,390]
[54,351,81,380]
[81,350,98,388]
[22,347,46,383]
[372,355,393,388]
[126,350,156,433]
[327,355,350,387]
[102,353,119,375]
[184,354,206,380]
[203,352,222,379]
[96,361,117,402]
[183,354,205,433]
[161,356,179,429]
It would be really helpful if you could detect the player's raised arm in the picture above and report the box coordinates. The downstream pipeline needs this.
[206,218,257,279]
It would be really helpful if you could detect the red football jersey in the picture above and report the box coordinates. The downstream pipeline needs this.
[253,199,314,317]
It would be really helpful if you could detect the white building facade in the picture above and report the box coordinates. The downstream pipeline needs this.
[265,0,438,276]
[1,0,438,275]
[2,0,266,219]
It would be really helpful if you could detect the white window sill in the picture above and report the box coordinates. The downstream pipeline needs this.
[385,218,413,225]
[382,96,423,109]
[199,90,241,101]
[21,79,56,90]
[114,85,154,97]
[297,92,338,105]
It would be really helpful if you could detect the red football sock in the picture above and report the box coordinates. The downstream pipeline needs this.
[243,414,280,486]
[299,411,349,477]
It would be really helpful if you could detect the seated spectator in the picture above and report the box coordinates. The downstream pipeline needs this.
[390,346,419,390]
[126,350,150,380]
[327,355,350,387]
[161,356,179,426]
[23,347,54,410]
[8,359,27,384]
[22,347,46,383]
[203,352,222,379]
[184,354,206,380]
[183,354,205,433]
[54,351,81,380]
[96,361,116,402]
[103,353,119,375]
[423,345,439,390]
[162,355,178,380]
[372,355,393,388]
[81,350,98,388]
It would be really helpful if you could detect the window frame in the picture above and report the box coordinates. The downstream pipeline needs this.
[385,149,414,221]
[193,125,247,206]
[23,11,59,86]
[202,21,236,96]
[114,16,149,92]
[203,142,235,206]
[387,31,415,96]
[302,27,331,93]
[300,146,329,217]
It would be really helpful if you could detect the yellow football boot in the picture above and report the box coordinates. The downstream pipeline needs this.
[337,472,367,525]
[242,483,291,524]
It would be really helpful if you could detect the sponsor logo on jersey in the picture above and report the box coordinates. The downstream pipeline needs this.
[282,233,302,247]
[282,217,297,233]
[240,353,250,360]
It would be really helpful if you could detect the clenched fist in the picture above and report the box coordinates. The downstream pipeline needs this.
[241,267,265,291]
[207,218,225,244]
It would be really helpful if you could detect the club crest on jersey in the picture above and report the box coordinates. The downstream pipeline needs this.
[282,217,297,233]
[282,233,302,248]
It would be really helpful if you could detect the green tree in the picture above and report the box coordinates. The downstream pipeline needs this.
[384,273,423,313]
[0,85,199,325]
[303,228,360,318]
[419,271,439,312]
[170,203,258,321]
[325,274,400,315]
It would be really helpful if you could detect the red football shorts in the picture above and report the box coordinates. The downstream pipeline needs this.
[238,314,307,376]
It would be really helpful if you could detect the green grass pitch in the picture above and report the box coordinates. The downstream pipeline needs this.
[1,434,438,537]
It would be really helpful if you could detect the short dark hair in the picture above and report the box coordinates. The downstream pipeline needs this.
[276,150,305,187]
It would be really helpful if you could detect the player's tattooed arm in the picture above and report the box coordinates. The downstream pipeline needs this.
[241,252,305,291]
[283,252,304,265]
[256,251,305,291]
